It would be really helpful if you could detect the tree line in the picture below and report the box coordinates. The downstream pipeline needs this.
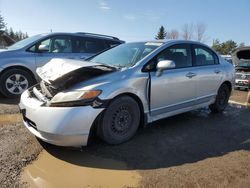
[0,13,28,42]
[155,23,207,42]
[155,24,246,55]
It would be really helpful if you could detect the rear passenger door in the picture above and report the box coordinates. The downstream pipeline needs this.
[72,37,107,60]
[192,45,223,102]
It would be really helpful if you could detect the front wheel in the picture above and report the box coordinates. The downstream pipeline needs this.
[97,96,140,145]
[0,69,35,98]
[209,83,230,113]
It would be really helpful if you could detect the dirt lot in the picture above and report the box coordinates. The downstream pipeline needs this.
[0,91,250,188]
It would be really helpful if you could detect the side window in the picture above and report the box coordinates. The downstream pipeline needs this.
[73,37,106,53]
[194,46,218,66]
[37,36,72,53]
[156,44,192,68]
[85,38,105,53]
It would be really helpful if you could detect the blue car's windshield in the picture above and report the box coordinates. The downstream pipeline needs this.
[90,42,163,68]
[8,34,44,50]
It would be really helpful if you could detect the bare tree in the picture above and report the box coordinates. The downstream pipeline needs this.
[195,23,207,42]
[166,29,179,39]
[182,23,193,40]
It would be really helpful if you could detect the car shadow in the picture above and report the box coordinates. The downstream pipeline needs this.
[41,106,250,170]
[0,94,20,105]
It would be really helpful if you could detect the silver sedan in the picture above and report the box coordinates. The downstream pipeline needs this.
[19,40,235,147]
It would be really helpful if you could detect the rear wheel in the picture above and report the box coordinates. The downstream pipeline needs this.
[209,83,230,113]
[0,68,35,98]
[98,96,140,145]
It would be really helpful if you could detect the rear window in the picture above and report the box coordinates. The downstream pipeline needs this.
[73,37,106,53]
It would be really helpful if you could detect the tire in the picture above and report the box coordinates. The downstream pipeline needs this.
[209,83,230,113]
[97,96,140,145]
[0,68,35,98]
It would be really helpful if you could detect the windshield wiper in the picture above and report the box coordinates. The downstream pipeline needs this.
[90,61,123,70]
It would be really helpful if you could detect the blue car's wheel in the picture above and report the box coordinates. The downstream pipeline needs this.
[0,68,35,98]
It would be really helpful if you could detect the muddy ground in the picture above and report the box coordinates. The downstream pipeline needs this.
[0,91,250,188]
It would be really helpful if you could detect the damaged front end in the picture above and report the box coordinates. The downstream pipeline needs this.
[29,58,116,107]
[232,47,250,90]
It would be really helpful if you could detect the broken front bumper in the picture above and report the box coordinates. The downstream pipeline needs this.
[19,90,104,147]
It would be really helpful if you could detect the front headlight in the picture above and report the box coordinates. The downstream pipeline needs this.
[50,90,102,106]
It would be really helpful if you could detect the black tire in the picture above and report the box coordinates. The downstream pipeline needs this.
[0,68,35,98]
[97,96,140,145]
[209,83,230,113]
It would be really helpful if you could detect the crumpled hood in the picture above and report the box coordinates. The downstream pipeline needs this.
[36,58,102,82]
[36,58,116,90]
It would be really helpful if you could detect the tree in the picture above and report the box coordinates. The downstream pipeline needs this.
[8,27,15,39]
[195,23,207,42]
[155,26,167,40]
[182,23,193,40]
[212,39,221,52]
[212,39,238,55]
[239,42,245,48]
[166,29,179,39]
[0,13,6,32]
[221,40,238,54]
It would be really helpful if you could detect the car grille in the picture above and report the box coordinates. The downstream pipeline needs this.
[235,73,250,80]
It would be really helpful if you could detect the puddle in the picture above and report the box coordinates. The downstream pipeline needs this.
[229,102,249,109]
[0,113,22,125]
[21,150,141,188]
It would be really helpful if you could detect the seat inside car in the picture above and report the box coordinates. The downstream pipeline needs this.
[170,52,186,68]
[196,54,206,65]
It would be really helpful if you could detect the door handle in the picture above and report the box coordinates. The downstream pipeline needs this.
[186,72,197,78]
[214,70,221,74]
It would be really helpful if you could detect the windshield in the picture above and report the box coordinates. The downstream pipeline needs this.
[90,42,163,68]
[8,34,44,50]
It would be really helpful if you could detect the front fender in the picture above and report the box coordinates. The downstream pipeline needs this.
[98,75,150,113]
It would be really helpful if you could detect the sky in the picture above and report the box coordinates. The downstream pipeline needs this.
[0,0,249,46]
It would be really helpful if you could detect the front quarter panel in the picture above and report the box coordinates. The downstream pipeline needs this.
[72,68,150,113]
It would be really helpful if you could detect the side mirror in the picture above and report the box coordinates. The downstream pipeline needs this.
[38,44,49,52]
[156,60,176,76]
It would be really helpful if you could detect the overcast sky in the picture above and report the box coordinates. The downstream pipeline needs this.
[0,0,249,45]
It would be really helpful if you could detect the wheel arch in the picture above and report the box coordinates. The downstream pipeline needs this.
[88,92,146,144]
[0,65,37,84]
[113,92,146,126]
[221,80,232,93]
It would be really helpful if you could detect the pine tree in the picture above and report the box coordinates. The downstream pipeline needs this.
[0,13,6,32]
[155,26,167,40]
[9,27,15,39]
[0,16,5,30]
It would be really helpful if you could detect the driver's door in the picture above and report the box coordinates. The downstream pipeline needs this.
[150,44,197,117]
[35,36,74,68]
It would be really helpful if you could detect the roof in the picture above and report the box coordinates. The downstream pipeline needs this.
[41,32,123,42]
